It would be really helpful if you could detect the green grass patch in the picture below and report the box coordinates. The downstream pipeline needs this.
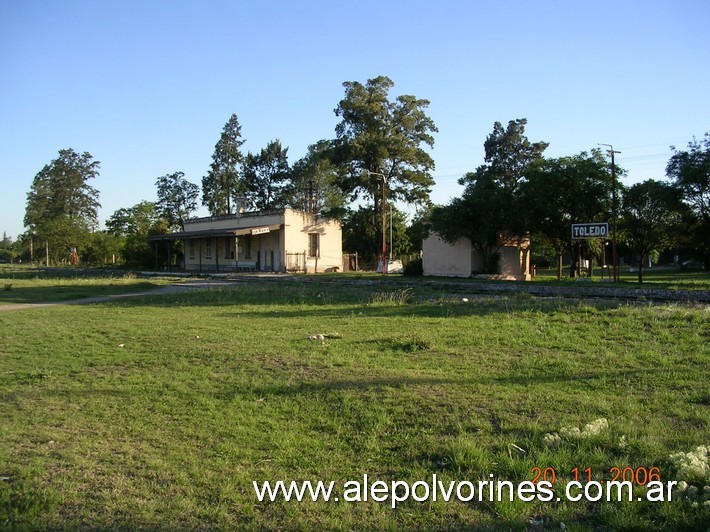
[0,280,708,529]
[0,266,167,304]
[533,266,710,290]
[313,266,710,291]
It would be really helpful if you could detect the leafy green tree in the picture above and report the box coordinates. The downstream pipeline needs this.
[474,118,549,193]
[202,114,246,215]
[430,174,507,273]
[430,119,547,273]
[405,205,433,253]
[621,180,687,283]
[522,150,615,278]
[0,231,17,263]
[80,231,124,266]
[242,140,289,210]
[386,207,414,258]
[12,232,32,263]
[333,75,437,209]
[342,205,412,262]
[666,133,710,267]
[156,171,199,230]
[283,140,346,218]
[106,201,167,268]
[24,148,101,264]
[106,201,161,237]
[459,119,548,234]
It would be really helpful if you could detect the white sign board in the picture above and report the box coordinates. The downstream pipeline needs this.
[251,227,271,235]
[572,223,609,240]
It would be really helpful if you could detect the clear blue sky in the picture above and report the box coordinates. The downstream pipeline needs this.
[2,0,708,240]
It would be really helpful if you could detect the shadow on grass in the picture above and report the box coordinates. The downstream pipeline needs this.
[220,366,701,401]
[6,273,704,315]
[97,282,638,320]
[0,281,161,304]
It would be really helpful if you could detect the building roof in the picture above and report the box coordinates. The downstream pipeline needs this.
[147,223,283,241]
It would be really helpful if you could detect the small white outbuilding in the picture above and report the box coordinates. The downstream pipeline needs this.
[422,233,531,280]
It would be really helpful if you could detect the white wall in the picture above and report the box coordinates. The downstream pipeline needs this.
[423,233,531,280]
[284,210,342,273]
[422,235,472,277]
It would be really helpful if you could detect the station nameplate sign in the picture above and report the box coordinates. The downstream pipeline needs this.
[571,223,608,239]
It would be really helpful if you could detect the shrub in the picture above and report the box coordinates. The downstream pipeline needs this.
[403,257,423,276]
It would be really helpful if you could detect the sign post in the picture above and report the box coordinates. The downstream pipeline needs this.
[571,223,609,279]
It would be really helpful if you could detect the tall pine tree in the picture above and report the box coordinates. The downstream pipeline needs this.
[24,148,101,263]
[202,114,246,215]
[242,140,290,211]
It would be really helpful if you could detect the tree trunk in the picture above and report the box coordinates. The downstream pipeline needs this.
[587,252,594,278]
[556,252,563,280]
[638,255,644,284]
[570,242,583,278]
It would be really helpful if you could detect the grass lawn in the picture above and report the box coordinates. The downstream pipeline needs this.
[0,266,167,304]
[532,266,710,291]
[313,267,710,292]
[1,279,708,529]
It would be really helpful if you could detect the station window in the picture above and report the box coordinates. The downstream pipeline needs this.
[308,233,319,258]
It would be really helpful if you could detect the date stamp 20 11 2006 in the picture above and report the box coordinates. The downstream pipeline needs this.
[530,466,662,486]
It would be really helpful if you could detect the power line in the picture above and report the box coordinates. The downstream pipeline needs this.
[621,152,670,161]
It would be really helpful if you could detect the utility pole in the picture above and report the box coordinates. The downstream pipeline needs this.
[599,144,621,282]
[381,176,387,275]
[389,203,393,262]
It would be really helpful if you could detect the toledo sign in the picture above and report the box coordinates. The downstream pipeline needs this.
[571,223,609,239]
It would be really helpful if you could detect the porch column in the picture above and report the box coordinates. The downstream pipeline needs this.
[235,236,239,270]
[215,237,219,273]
